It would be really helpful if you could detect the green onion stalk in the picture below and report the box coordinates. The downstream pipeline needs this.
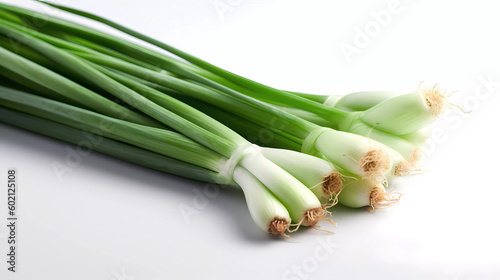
[28,1,448,141]
[181,68,442,167]
[0,2,406,209]
[0,94,294,235]
[285,90,436,165]
[0,3,405,181]
[0,39,342,207]
[134,41,396,180]
[99,42,407,180]
[21,1,449,170]
[0,28,351,231]
[171,97,402,209]
[168,75,441,168]
[0,85,333,235]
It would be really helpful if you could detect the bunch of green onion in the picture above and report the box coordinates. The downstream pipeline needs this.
[0,1,449,236]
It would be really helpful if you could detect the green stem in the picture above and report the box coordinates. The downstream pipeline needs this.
[70,50,314,140]
[0,44,157,127]
[0,23,236,157]
[0,106,229,184]
[0,3,345,130]
[170,95,304,151]
[31,0,349,122]
[0,86,224,172]
[93,63,244,144]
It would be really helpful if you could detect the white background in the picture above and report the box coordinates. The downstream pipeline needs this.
[1,0,499,279]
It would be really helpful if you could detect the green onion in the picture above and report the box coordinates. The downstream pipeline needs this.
[261,148,343,202]
[3,2,447,138]
[0,36,158,128]
[0,106,227,184]
[359,87,447,135]
[75,49,398,181]
[0,102,292,235]
[232,167,291,235]
[323,91,400,111]
[0,17,336,227]
[0,1,445,216]
[128,93,392,208]
[1,12,399,209]
[0,61,324,228]
[0,3,401,182]
[0,87,298,233]
[338,178,400,209]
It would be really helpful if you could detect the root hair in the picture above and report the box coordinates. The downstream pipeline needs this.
[359,147,390,181]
